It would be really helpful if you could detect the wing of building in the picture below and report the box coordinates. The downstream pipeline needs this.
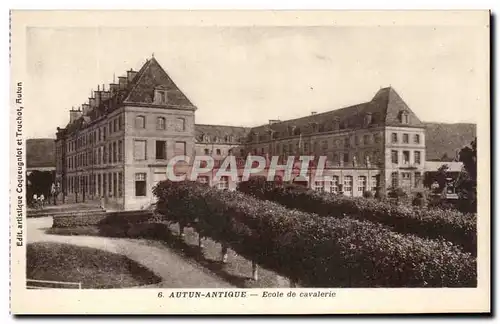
[56,57,431,211]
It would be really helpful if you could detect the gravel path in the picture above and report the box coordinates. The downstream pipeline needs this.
[27,217,234,288]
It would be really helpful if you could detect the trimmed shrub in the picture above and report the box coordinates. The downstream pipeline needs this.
[363,190,374,199]
[52,210,163,228]
[154,180,476,287]
[238,176,476,254]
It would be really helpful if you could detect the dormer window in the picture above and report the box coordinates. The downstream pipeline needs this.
[154,87,168,104]
[202,134,209,142]
[364,113,373,127]
[400,111,409,124]
[332,118,340,131]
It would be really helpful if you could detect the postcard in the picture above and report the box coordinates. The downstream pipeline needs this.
[10,10,490,314]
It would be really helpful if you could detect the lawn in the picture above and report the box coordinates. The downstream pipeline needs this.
[27,242,162,288]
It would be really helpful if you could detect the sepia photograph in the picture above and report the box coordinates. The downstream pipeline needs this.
[9,10,490,314]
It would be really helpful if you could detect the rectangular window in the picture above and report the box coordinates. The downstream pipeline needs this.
[403,133,409,144]
[363,134,370,145]
[321,140,328,152]
[414,151,421,164]
[113,173,117,198]
[102,174,107,197]
[197,176,209,185]
[217,176,229,190]
[371,176,378,192]
[156,141,166,160]
[330,176,339,193]
[98,147,102,165]
[118,172,123,197]
[204,148,210,155]
[103,127,107,141]
[118,115,123,131]
[391,150,398,164]
[391,133,398,143]
[403,151,410,164]
[113,142,117,163]
[414,134,420,144]
[314,181,324,193]
[118,140,123,162]
[114,119,118,133]
[391,172,398,188]
[108,143,113,164]
[108,173,112,197]
[98,128,102,142]
[134,140,147,160]
[135,173,146,196]
[135,116,146,129]
[157,117,166,130]
[344,176,353,193]
[358,176,366,192]
[176,118,186,132]
[174,141,186,156]
[414,172,422,188]
[343,153,349,163]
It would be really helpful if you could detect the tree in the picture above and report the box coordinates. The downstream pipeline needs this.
[459,138,477,182]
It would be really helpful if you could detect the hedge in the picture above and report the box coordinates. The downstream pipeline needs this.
[153,180,476,287]
[238,176,476,254]
[52,210,164,228]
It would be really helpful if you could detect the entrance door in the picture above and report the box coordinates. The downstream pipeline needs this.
[401,172,411,191]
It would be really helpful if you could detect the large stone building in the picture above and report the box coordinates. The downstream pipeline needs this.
[55,56,427,210]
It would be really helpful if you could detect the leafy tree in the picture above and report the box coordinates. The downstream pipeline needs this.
[459,137,477,182]
[457,138,477,212]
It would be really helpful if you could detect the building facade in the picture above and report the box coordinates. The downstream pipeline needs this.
[55,57,426,210]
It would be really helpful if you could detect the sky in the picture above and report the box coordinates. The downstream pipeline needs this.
[24,24,488,139]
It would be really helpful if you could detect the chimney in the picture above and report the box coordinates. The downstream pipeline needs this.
[95,85,102,106]
[101,91,111,101]
[89,97,96,108]
[127,69,138,82]
[82,103,91,115]
[118,76,127,90]
[269,119,281,125]
[69,108,82,123]
[109,83,119,94]
[311,111,317,115]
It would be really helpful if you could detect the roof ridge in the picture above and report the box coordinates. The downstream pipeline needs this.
[123,58,153,103]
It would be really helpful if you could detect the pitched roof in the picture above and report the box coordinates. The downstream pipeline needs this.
[248,87,422,138]
[124,57,196,108]
[27,138,55,168]
[195,124,250,143]
[63,57,196,134]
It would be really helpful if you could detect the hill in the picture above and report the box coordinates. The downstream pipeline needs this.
[424,123,476,161]
[26,138,55,168]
